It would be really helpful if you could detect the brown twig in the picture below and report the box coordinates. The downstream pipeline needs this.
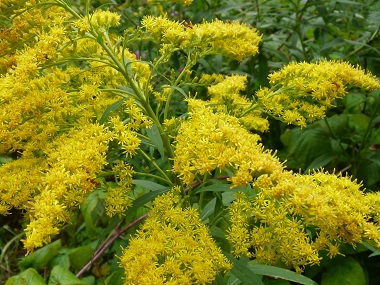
[76,175,229,277]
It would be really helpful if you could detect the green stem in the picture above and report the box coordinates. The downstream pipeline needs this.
[294,0,310,61]
[198,192,205,211]
[353,94,380,176]
[323,117,350,159]
[137,149,172,183]
[99,88,137,99]
[135,172,174,186]
[53,0,82,19]
[360,96,380,152]
[97,31,176,161]
[163,52,194,121]
[209,208,228,229]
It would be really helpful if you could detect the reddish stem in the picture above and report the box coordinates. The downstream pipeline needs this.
[76,175,229,278]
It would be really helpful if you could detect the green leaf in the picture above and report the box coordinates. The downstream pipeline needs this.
[336,0,361,4]
[81,190,104,235]
[356,151,380,186]
[124,58,133,77]
[348,114,371,136]
[226,272,241,285]
[211,226,226,239]
[212,273,226,285]
[164,85,188,99]
[99,98,126,125]
[96,33,104,45]
[304,153,336,172]
[118,85,136,97]
[48,265,87,285]
[68,246,94,271]
[145,124,165,158]
[344,93,366,114]
[362,242,380,257]
[201,198,216,222]
[281,127,333,170]
[132,179,168,191]
[247,263,318,285]
[321,257,365,285]
[5,268,46,285]
[19,239,62,271]
[125,187,170,215]
[0,155,12,166]
[263,278,291,285]
[49,253,70,270]
[323,114,349,138]
[195,184,232,193]
[81,276,95,285]
[224,253,265,285]
[222,191,236,206]
[104,269,125,285]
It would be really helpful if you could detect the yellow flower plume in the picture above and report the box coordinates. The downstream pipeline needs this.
[119,187,231,285]
[227,170,380,273]
[257,60,380,127]
[173,99,282,186]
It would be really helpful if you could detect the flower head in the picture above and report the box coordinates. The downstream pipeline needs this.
[90,10,120,32]
[227,170,380,272]
[173,99,282,186]
[119,187,231,284]
[257,60,380,126]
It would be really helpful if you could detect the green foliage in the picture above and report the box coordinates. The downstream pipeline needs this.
[281,89,380,189]
[321,257,366,285]
[19,240,62,271]
[5,268,46,285]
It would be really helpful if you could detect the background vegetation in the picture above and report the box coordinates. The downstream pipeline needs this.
[1,0,380,284]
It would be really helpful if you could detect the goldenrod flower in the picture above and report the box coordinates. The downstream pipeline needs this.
[173,99,282,186]
[20,123,113,253]
[192,19,262,61]
[256,60,380,127]
[142,15,191,48]
[142,16,261,61]
[105,162,134,217]
[90,10,120,32]
[119,188,231,284]
[207,74,269,132]
[0,158,47,215]
[227,170,380,272]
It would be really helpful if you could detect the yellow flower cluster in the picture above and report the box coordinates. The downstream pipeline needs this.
[192,19,262,61]
[0,158,47,215]
[7,23,66,80]
[89,10,121,32]
[173,99,283,186]
[108,98,152,157]
[0,65,120,157]
[15,123,113,253]
[141,16,191,48]
[0,67,71,156]
[365,192,380,224]
[106,161,134,217]
[0,0,154,255]
[119,187,231,284]
[0,2,67,73]
[256,60,380,127]
[142,16,262,60]
[207,74,269,132]
[227,170,380,273]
